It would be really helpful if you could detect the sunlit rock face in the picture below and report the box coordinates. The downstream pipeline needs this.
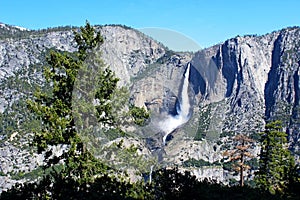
[99,26,165,86]
[188,28,300,153]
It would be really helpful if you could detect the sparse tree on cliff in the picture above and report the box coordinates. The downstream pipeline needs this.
[223,134,254,187]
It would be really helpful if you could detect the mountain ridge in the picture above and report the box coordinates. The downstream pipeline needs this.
[0,23,299,192]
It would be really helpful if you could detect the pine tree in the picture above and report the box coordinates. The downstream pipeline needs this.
[223,134,254,187]
[255,120,295,194]
[26,21,118,181]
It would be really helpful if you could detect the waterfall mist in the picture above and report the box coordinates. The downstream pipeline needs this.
[159,63,192,145]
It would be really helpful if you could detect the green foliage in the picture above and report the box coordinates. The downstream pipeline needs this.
[0,172,151,200]
[150,167,279,200]
[129,105,150,126]
[245,157,259,170]
[156,49,175,64]
[110,87,132,127]
[27,49,81,156]
[72,50,120,129]
[103,24,133,30]
[195,101,225,141]
[99,138,157,175]
[220,131,235,138]
[130,49,175,83]
[222,161,234,171]
[285,164,300,198]
[271,102,293,127]
[130,61,160,82]
[194,103,212,140]
[25,21,119,186]
[151,167,200,199]
[0,61,46,149]
[1,166,290,199]
[255,120,296,194]
[19,21,158,200]
[223,134,255,187]
[0,24,77,40]
[11,165,63,181]
[94,67,119,124]
[183,158,221,167]
[74,21,104,60]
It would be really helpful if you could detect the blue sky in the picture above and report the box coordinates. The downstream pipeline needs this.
[1,0,300,49]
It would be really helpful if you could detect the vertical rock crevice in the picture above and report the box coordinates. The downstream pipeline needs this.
[264,34,283,119]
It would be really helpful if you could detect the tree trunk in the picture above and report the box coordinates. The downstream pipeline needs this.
[240,165,244,187]
[240,153,244,187]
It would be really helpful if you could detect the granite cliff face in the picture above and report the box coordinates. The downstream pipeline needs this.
[0,23,300,191]
[188,27,300,154]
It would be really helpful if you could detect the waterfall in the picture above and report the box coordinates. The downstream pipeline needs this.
[179,62,191,119]
[149,165,154,183]
[160,63,191,145]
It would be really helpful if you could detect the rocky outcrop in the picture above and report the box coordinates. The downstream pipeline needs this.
[100,26,165,86]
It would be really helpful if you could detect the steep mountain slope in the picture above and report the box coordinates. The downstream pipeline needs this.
[0,24,166,191]
[188,27,300,155]
[0,23,300,191]
[127,26,300,182]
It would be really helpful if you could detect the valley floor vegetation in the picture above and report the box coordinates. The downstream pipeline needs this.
[1,22,300,200]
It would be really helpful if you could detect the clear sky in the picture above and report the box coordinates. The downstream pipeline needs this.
[1,0,300,48]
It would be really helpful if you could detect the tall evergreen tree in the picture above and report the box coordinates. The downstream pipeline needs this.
[255,120,295,194]
[26,21,119,181]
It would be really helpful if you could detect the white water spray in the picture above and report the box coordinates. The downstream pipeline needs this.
[160,63,191,145]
